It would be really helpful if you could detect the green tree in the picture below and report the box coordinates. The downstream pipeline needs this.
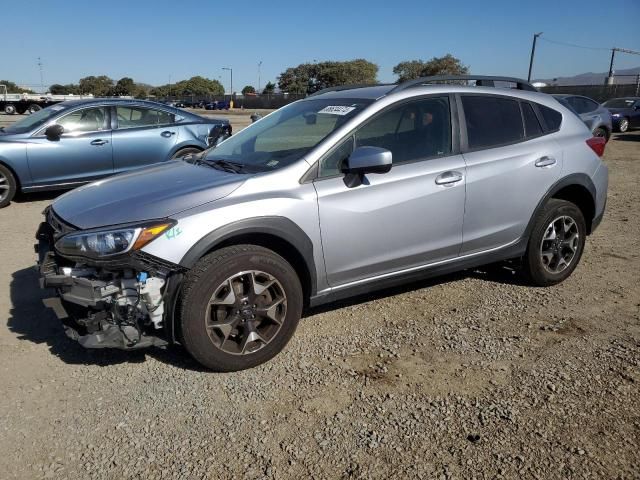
[49,84,79,95]
[150,76,224,98]
[277,59,378,94]
[392,54,469,83]
[78,75,114,96]
[262,82,276,94]
[0,80,35,94]
[112,77,136,96]
[241,85,256,95]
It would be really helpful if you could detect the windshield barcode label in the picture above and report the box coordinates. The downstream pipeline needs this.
[318,106,356,115]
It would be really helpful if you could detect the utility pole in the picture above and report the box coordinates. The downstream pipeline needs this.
[607,47,640,85]
[37,57,44,93]
[258,61,262,93]
[222,67,233,98]
[527,32,543,82]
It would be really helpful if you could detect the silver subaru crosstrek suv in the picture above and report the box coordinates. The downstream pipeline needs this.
[37,76,608,371]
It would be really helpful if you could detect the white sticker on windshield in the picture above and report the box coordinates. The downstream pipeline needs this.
[318,105,356,116]
[51,105,65,111]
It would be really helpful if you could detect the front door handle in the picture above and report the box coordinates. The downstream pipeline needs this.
[90,139,109,146]
[161,131,176,138]
[435,171,463,185]
[535,156,556,168]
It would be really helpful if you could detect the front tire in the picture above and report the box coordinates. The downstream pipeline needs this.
[171,147,202,160]
[0,164,17,208]
[616,117,630,133]
[180,245,303,371]
[523,199,586,286]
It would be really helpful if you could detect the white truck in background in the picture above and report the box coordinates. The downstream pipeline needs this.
[0,84,94,114]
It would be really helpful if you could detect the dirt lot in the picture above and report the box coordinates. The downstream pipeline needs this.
[0,119,638,479]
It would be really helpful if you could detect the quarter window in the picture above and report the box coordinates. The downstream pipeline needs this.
[55,107,109,133]
[462,96,524,149]
[116,107,175,128]
[539,105,562,132]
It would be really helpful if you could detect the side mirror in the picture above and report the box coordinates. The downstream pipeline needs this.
[45,124,64,141]
[345,146,392,175]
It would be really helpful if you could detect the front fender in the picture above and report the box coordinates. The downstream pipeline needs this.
[0,142,31,187]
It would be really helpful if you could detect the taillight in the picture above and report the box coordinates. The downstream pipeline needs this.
[586,136,606,157]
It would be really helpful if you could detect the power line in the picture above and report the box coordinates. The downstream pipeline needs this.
[538,36,610,51]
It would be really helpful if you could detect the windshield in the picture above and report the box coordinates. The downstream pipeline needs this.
[2,104,69,134]
[204,98,372,171]
[603,98,636,108]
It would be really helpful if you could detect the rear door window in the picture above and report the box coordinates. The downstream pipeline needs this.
[116,106,175,129]
[521,102,543,138]
[461,95,524,150]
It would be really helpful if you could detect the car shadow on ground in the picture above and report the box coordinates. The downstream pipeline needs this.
[612,133,639,142]
[7,266,207,371]
[8,262,525,371]
[14,190,62,204]
[305,262,526,316]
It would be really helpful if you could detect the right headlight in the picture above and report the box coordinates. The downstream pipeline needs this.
[55,221,174,259]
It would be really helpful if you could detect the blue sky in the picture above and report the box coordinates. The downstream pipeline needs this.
[3,0,639,92]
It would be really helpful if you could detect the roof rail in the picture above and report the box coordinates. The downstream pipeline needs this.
[390,75,537,93]
[307,83,394,98]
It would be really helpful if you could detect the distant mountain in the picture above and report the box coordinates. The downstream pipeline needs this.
[534,66,640,86]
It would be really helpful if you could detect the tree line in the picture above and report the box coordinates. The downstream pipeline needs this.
[276,54,468,94]
[2,54,468,98]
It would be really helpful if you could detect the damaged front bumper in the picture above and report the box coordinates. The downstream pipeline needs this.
[36,213,183,350]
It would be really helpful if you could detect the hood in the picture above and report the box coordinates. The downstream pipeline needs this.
[52,160,247,229]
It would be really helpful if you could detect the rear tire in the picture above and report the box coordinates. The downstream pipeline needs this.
[0,164,17,208]
[522,199,586,286]
[592,127,608,141]
[180,245,303,371]
[171,147,202,160]
[27,104,42,114]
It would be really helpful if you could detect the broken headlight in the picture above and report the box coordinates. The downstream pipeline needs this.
[55,221,174,259]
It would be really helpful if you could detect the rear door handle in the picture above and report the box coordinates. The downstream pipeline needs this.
[435,171,463,186]
[90,139,109,146]
[161,131,176,138]
[535,156,556,168]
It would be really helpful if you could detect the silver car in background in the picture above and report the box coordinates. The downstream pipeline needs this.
[552,94,613,140]
[36,76,609,371]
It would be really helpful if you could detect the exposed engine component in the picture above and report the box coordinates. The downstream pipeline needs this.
[43,264,169,349]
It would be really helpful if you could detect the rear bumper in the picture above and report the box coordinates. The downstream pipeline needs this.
[590,163,608,233]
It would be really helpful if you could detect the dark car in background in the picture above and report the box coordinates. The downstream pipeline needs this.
[0,99,231,208]
[602,97,640,133]
[553,94,613,140]
[205,100,230,111]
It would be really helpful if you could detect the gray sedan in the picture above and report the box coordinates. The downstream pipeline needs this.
[553,94,612,140]
[0,99,230,208]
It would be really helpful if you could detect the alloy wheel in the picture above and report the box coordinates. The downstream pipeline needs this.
[205,270,287,355]
[0,171,9,202]
[619,118,629,133]
[539,216,579,274]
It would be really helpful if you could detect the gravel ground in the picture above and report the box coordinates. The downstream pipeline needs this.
[0,128,638,479]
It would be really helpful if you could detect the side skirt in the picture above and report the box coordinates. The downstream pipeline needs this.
[308,238,527,308]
